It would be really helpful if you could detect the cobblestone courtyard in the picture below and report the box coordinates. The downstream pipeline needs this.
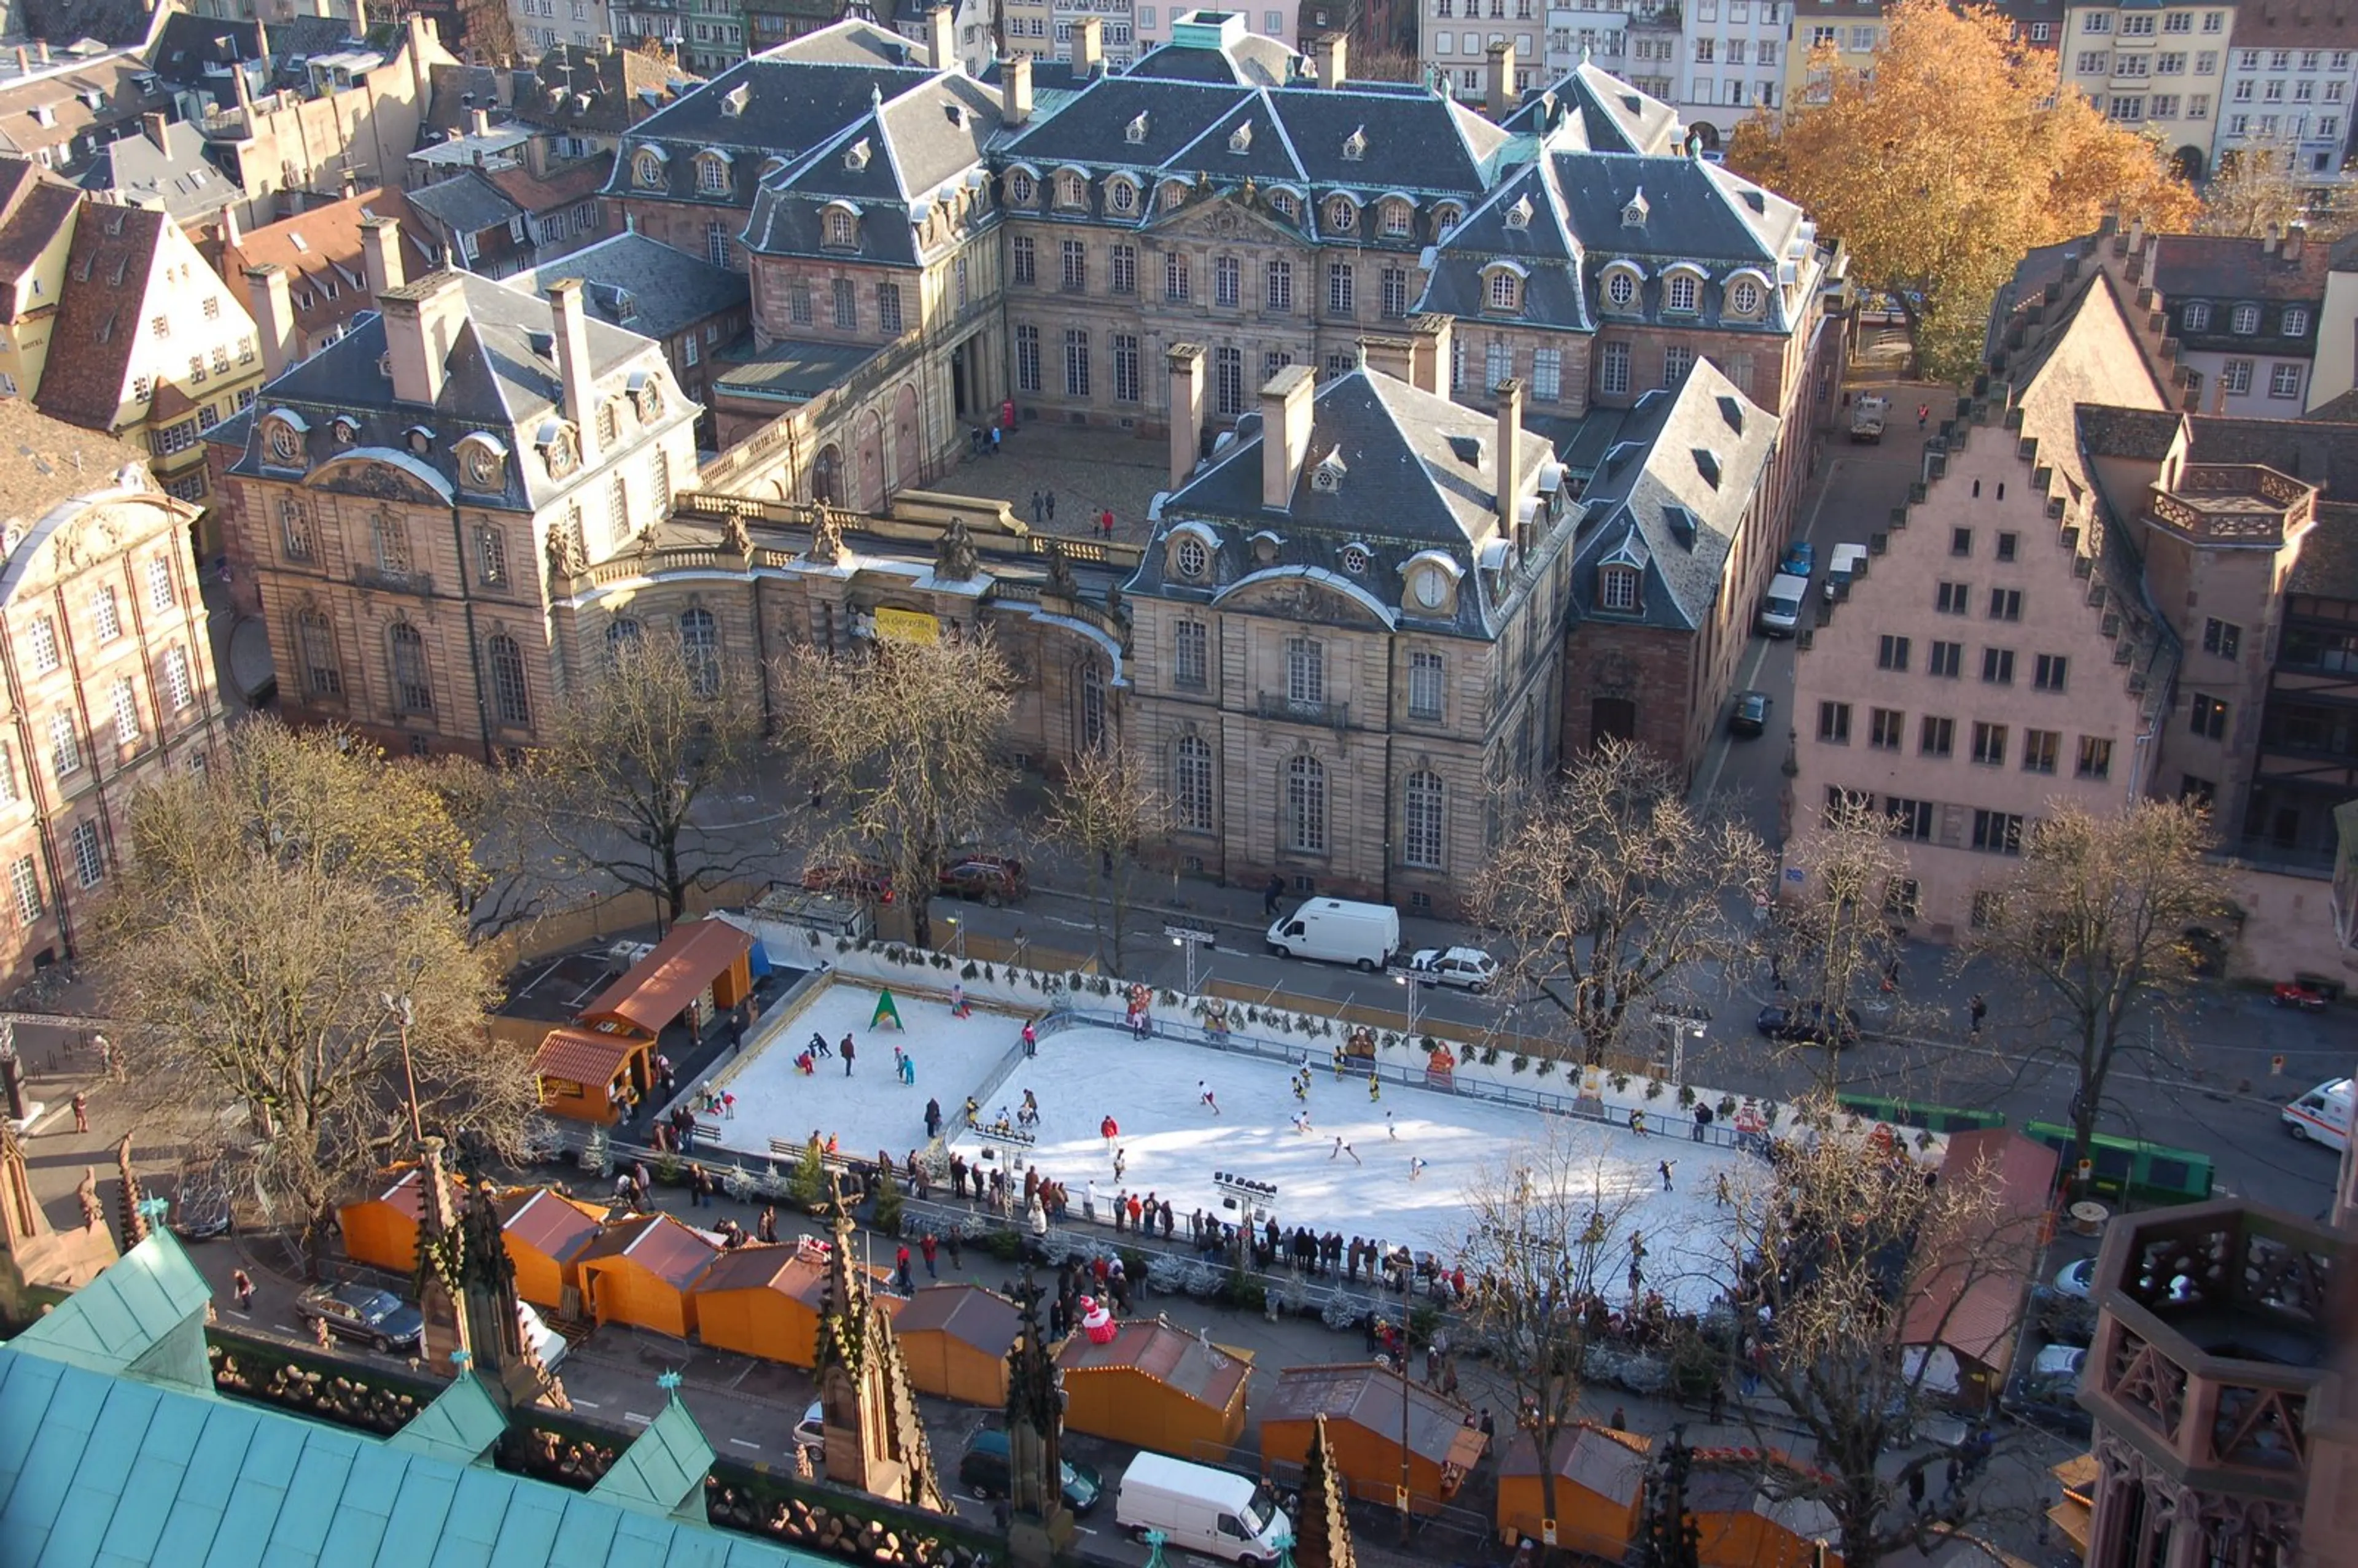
[932,423,1172,543]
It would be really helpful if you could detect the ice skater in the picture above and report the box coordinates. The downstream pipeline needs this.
[1199,1080,1220,1116]
[840,1033,857,1076]
[898,1055,915,1086]
[1368,1073,1382,1102]
[1409,1157,1428,1181]
[1113,1147,1127,1182]
[1386,1111,1398,1140]
[809,1030,833,1059]
[1291,1109,1313,1135]
[1100,1114,1119,1145]
[949,982,971,1018]
[1330,1136,1360,1164]
[1714,1171,1732,1206]
[1628,1108,1647,1137]
[1659,1159,1675,1190]
[1019,1089,1040,1127]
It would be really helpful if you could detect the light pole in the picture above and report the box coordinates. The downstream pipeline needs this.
[1394,970,1423,1046]
[946,915,965,963]
[1165,925,1215,994]
[1397,1314,1414,1547]
[383,992,422,1144]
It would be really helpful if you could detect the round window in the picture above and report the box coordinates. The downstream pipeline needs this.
[1112,181,1136,213]
[1341,544,1370,575]
[1414,569,1446,610]
[1009,171,1035,204]
[462,446,501,489]
[1608,271,1636,308]
[1328,198,1355,231]
[1175,536,1208,578]
[1731,278,1762,316]
[267,422,300,464]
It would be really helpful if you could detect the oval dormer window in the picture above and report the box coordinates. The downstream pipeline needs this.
[1175,535,1208,579]
[1340,543,1369,572]
[1008,170,1035,204]
[635,151,663,187]
[1606,269,1637,309]
[1414,569,1446,610]
[1110,178,1137,214]
[1729,277,1762,316]
[267,420,301,464]
[1325,196,1356,232]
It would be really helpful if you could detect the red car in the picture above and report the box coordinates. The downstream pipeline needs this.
[938,855,1027,907]
[2272,981,2329,1012]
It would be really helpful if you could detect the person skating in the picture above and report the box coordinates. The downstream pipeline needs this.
[809,1030,832,1058]
[1368,1073,1381,1102]
[1967,993,1987,1037]
[1329,1136,1360,1165]
[1113,1146,1127,1182]
[1387,1111,1398,1140]
[841,1034,856,1075]
[1659,1159,1675,1191]
[1099,1113,1119,1145]
[1291,1109,1313,1135]
[1714,1171,1732,1207]
[1022,1020,1038,1057]
[949,982,970,1018]
[1409,1157,1429,1181]
[1628,1108,1647,1136]
[1199,1080,1220,1115]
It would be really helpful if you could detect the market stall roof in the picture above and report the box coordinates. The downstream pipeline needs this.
[696,1245,833,1303]
[892,1283,1022,1351]
[580,918,753,1038]
[1055,1318,1251,1410]
[531,1023,642,1085]
[578,1212,722,1290]
[1498,1422,1650,1500]
[367,1165,427,1221]
[1901,1128,2061,1367]
[1267,1362,1485,1469]
[497,1186,605,1263]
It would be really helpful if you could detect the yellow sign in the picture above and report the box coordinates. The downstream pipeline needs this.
[873,607,940,643]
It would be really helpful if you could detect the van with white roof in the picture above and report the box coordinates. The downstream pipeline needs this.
[1116,1453,1291,1568]
[2283,1077,2352,1152]
[1757,572,1810,637]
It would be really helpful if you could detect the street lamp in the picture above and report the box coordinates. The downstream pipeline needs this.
[946,915,965,963]
[383,992,422,1144]
[1394,969,1423,1047]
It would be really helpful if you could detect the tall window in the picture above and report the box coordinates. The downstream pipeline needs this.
[279,498,314,560]
[477,524,507,588]
[1409,650,1445,720]
[0,745,16,805]
[653,449,673,514]
[1111,244,1137,295]
[10,855,39,923]
[1013,235,1036,285]
[790,280,814,325]
[1403,770,1444,867]
[390,623,433,714]
[1016,324,1041,392]
[1327,262,1353,315]
[298,609,341,696]
[1061,240,1086,290]
[680,607,720,695]
[1600,341,1630,396]
[1079,661,1105,749]
[146,556,174,611]
[1215,347,1244,416]
[1532,348,1562,402]
[1175,735,1214,830]
[1064,329,1091,397]
[69,820,102,890]
[1174,619,1208,688]
[707,220,729,268]
[1266,259,1293,311]
[610,472,631,545]
[877,282,903,333]
[1215,255,1240,306]
[1380,267,1410,319]
[1486,340,1511,389]
[1286,754,1327,853]
[111,677,139,750]
[833,278,857,330]
[1285,637,1323,705]
[1113,334,1140,403]
[49,710,78,777]
[90,587,120,644]
[1165,250,1190,301]
[488,633,531,725]
[25,614,56,675]
[373,512,410,574]
[1663,344,1694,385]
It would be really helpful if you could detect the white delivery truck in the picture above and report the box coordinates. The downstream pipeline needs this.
[2283,1077,2352,1152]
[1266,897,1401,971]
[1827,542,1869,592]
[1757,572,1810,637]
[1116,1453,1293,1568]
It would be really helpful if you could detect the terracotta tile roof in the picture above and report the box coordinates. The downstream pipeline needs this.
[485,153,613,217]
[0,60,174,168]
[1056,1317,1251,1412]
[2230,0,2358,50]
[33,201,163,433]
[2154,232,2332,303]
[497,1186,604,1263]
[211,187,431,345]
[579,1211,720,1289]
[1901,1129,2060,1369]
[1267,1362,1484,1467]
[0,160,78,320]
[890,1283,1021,1353]
[531,1024,642,1086]
[580,919,751,1038]
[0,395,146,530]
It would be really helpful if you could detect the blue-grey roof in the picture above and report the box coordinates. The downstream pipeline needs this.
[1498,59,1685,152]
[589,1394,715,1518]
[507,232,751,344]
[77,120,243,225]
[406,168,528,238]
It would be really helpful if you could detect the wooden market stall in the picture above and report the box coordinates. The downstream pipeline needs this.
[496,1186,609,1313]
[577,1212,722,1338]
[692,1241,845,1365]
[337,1166,426,1274]
[1495,1422,1651,1553]
[1688,1452,1844,1568]
[892,1284,1022,1405]
[532,919,755,1124]
[1055,1317,1252,1457]
[1262,1363,1485,1515]
[1900,1128,2061,1410]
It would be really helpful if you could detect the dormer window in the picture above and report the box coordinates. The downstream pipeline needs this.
[1343,125,1366,161]
[1665,271,1700,312]
[1600,563,1640,611]
[1008,169,1036,204]
[1110,177,1138,214]
[1339,540,1367,568]
[634,149,664,187]
[1325,195,1356,231]
[2232,303,2261,334]
[697,152,729,193]
[1729,277,1764,317]
[1604,265,1640,310]
[597,400,620,446]
[1057,171,1086,208]
[1486,268,1522,312]
[721,82,749,117]
[825,208,856,247]
[1270,192,1298,220]
[1434,202,1463,235]
[1505,195,1532,230]
[2182,300,2212,331]
[1318,453,1352,497]
[1160,179,1189,209]
[1126,111,1150,143]
[331,415,359,444]
[1229,122,1253,153]
[1382,200,1412,236]
[2284,306,2311,335]
[1621,187,1649,227]
[541,423,581,478]
[845,138,872,173]
[264,415,305,465]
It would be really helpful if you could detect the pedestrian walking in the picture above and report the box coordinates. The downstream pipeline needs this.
[842,1034,857,1076]
[1387,1111,1398,1139]
[1030,489,1044,524]
[1113,1147,1127,1182]
[988,425,1001,456]
[760,1206,778,1244]
[1967,993,1986,1037]
[1099,507,1115,538]
[1659,1159,1675,1190]
[232,1268,255,1313]
[921,1233,938,1278]
[1715,1171,1732,1206]
[71,1090,87,1133]
[1368,1073,1381,1102]
[896,1244,913,1293]
[947,1230,963,1270]
[1022,1021,1038,1057]
[925,1098,943,1138]
[1045,489,1056,522]
[1263,872,1285,917]
[1692,1103,1712,1141]
[1609,1405,1627,1432]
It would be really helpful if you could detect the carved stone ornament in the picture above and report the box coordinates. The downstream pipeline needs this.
[722,511,754,556]
[546,523,585,582]
[936,516,979,582]
[327,460,442,504]
[1044,540,1078,597]
[807,505,844,565]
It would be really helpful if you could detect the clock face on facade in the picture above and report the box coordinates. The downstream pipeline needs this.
[1414,569,1446,610]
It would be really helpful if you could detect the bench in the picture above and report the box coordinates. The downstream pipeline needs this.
[693,1122,723,1145]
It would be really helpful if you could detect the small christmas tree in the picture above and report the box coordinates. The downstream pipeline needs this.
[792,1141,828,1209]
[872,1166,904,1235]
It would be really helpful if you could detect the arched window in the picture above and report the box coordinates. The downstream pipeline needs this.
[389,622,432,714]
[680,608,719,695]
[1080,661,1105,750]
[1666,272,1700,312]
[635,151,663,187]
[372,511,410,574]
[296,608,340,697]
[1286,753,1327,853]
[697,154,728,193]
[1606,269,1637,309]
[1403,770,1445,868]
[1285,637,1323,707]
[1175,735,1214,831]
[1382,200,1414,236]
[825,209,855,247]
[606,618,644,662]
[597,400,620,446]
[488,633,531,726]
[1487,271,1520,312]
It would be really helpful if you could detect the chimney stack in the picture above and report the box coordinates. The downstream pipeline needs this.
[219,201,239,247]
[1259,363,1317,511]
[142,111,169,150]
[550,277,598,462]
[1003,53,1033,126]
[1487,39,1516,118]
[360,214,406,298]
[349,0,365,37]
[2285,220,2307,262]
[1076,16,1103,76]
[1493,377,1525,539]
[243,263,298,379]
[469,106,492,139]
[1407,313,1453,395]
[1167,343,1207,489]
[1313,33,1347,89]
[1359,334,1413,382]
[379,270,468,405]
[2263,222,2281,257]
[928,4,957,71]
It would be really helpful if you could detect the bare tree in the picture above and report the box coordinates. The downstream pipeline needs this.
[1963,799,2229,1177]
[1767,796,1918,1090]
[95,723,534,1278]
[1450,1124,1651,1555]
[1474,739,1771,1066]
[1042,742,1170,976]
[1702,1112,2041,1568]
[407,753,551,941]
[774,634,1016,949]
[2198,135,2358,245]
[532,629,769,928]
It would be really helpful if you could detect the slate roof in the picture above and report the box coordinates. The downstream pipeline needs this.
[35,201,166,432]
[423,60,516,133]
[713,336,885,403]
[508,230,750,344]
[523,41,693,134]
[1568,358,1780,634]
[2290,500,2358,600]
[1498,58,1685,152]
[1127,14,1304,88]
[148,13,259,88]
[2075,405,2183,463]
[79,118,243,225]
[741,70,1002,266]
[2154,232,2331,302]
[407,166,529,239]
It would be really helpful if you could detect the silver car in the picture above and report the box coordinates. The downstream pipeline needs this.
[1404,946,1498,992]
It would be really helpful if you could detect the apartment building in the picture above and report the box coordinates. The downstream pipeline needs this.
[0,159,87,402]
[1421,0,1546,99]
[2057,0,2230,181]
[1787,0,1886,108]
[209,187,436,364]
[1678,0,1784,139]
[1534,0,1637,83]
[509,0,618,52]
[2212,7,2358,182]
[2154,228,2327,417]
[683,0,749,76]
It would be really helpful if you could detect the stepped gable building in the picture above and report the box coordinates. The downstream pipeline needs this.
[1124,351,1572,912]
[210,247,701,759]
[1494,58,1689,150]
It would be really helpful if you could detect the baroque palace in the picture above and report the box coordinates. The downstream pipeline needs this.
[206,10,1844,909]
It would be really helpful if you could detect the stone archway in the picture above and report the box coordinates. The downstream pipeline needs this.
[812,443,846,507]
[1592,697,1637,747]
[893,382,922,496]
[854,409,885,513]
[2173,145,2208,184]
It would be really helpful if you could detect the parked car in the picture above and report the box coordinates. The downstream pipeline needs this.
[1399,946,1498,992]
[294,1283,424,1353]
[1781,540,1816,578]
[2272,980,2329,1012]
[792,1400,825,1452]
[1729,690,1772,737]
[169,1158,238,1241]
[938,855,1028,907]
[958,1428,1105,1515]
[803,860,894,902]
[2053,1258,2097,1300]
[2033,1344,2087,1381]
[1753,1001,1860,1047]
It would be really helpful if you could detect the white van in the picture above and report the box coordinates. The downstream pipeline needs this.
[1827,543,1869,591]
[1116,1453,1293,1568]
[1266,898,1400,972]
[2284,1077,2352,1152]
[1757,572,1810,637]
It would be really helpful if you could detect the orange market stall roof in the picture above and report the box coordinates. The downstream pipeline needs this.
[1055,1318,1251,1411]
[577,1212,722,1290]
[1498,1422,1651,1502]
[532,1024,643,1087]
[1901,1128,2061,1370]
[696,1245,833,1305]
[1266,1364,1485,1471]
[891,1283,1022,1354]
[580,919,753,1038]
[497,1187,605,1267]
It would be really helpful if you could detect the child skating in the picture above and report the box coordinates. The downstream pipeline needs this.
[1198,1080,1220,1115]
[1330,1136,1360,1165]
[1409,1157,1428,1181]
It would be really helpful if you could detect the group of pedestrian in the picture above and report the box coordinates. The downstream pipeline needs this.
[1030,489,1057,526]
[1110,1189,1175,1237]
[968,425,1002,457]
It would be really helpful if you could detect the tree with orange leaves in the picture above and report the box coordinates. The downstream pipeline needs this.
[1728,0,2198,384]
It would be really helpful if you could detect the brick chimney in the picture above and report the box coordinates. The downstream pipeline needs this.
[142,111,169,150]
[1407,313,1452,395]
[1313,33,1347,89]
[1167,342,1206,489]
[928,4,957,71]
[1259,363,1316,511]
[1487,39,1516,118]
[379,270,468,406]
[360,214,406,298]
[219,201,239,248]
[550,277,598,462]
[1076,16,1103,76]
[469,106,492,139]
[1003,53,1032,126]
[2286,220,2307,263]
[1493,377,1524,539]
[243,263,297,378]
[1360,334,1412,382]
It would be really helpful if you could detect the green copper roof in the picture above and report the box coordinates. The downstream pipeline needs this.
[590,1392,718,1521]
[387,1372,510,1467]
[7,1227,212,1391]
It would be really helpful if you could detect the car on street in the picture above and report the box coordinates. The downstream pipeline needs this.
[1399,946,1499,992]
[1729,690,1772,737]
[1781,540,1816,578]
[1753,1001,1860,1047]
[2033,1344,2087,1381]
[958,1428,1105,1515]
[294,1283,424,1353]
[937,854,1028,906]
[792,1400,825,1452]
[169,1157,239,1241]
[2054,1258,2097,1299]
